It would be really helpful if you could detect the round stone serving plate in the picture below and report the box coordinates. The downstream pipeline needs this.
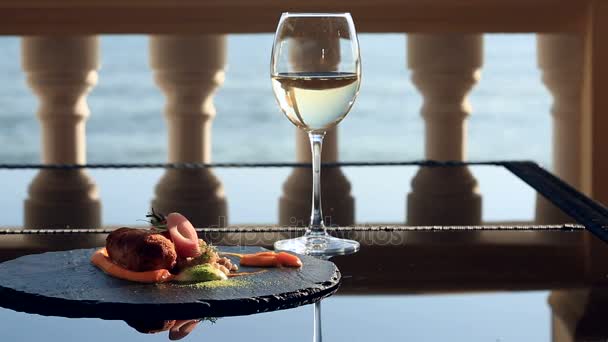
[0,246,340,320]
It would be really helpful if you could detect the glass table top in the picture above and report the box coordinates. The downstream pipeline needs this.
[0,163,583,226]
[0,163,606,341]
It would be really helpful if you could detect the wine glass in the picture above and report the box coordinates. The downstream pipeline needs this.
[271,12,361,256]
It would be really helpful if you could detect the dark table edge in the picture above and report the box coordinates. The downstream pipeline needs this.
[503,161,608,243]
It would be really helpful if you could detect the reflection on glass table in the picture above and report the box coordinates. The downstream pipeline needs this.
[2,291,608,341]
[124,317,207,340]
[0,164,581,228]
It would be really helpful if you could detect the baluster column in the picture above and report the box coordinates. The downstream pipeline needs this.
[149,35,228,227]
[279,35,354,227]
[22,36,101,229]
[549,288,608,342]
[406,34,482,226]
[279,128,354,226]
[536,34,582,224]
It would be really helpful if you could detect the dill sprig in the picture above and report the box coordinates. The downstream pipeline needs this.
[145,208,168,231]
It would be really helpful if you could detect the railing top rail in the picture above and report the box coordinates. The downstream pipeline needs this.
[0,0,588,35]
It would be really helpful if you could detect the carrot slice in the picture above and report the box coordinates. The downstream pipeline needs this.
[238,252,302,268]
[90,248,174,283]
[219,251,276,259]
[276,252,302,268]
[239,254,278,267]
[219,252,244,258]
[252,251,278,257]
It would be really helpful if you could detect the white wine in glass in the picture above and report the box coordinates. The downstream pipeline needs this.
[271,72,359,131]
[271,13,361,256]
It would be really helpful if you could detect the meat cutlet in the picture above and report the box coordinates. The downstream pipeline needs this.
[106,227,177,272]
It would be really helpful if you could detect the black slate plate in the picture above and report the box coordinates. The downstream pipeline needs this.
[0,246,340,320]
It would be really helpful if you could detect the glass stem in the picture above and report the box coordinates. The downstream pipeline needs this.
[309,132,326,233]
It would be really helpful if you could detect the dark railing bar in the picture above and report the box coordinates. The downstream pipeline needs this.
[0,224,584,235]
[0,160,522,170]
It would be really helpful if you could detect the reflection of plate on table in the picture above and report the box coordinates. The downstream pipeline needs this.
[0,246,340,320]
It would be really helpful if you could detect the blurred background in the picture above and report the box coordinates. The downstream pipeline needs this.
[0,34,554,227]
[0,34,551,165]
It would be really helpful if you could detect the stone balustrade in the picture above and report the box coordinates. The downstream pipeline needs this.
[279,34,354,227]
[149,35,228,227]
[0,17,592,227]
[535,34,584,224]
[12,32,586,229]
[21,36,101,229]
[406,34,483,226]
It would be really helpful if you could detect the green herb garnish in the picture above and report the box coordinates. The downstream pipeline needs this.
[145,208,168,231]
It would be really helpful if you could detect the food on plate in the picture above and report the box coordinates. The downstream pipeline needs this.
[173,264,228,282]
[163,212,201,258]
[106,227,177,272]
[91,210,302,284]
[238,251,303,268]
[91,247,174,283]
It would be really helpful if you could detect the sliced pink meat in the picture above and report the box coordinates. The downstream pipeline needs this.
[165,213,201,258]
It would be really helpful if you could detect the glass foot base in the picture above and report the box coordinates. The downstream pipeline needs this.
[274,233,360,257]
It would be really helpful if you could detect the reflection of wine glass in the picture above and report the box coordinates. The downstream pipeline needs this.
[312,255,331,342]
[271,12,361,256]
[313,300,323,342]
